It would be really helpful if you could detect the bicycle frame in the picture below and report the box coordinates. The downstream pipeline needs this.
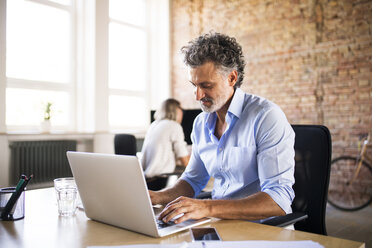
[349,133,371,186]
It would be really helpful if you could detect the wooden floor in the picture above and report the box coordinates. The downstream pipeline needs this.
[326,203,372,248]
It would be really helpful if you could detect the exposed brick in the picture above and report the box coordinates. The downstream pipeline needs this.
[170,0,372,202]
[358,80,370,87]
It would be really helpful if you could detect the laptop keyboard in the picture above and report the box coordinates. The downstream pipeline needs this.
[156,219,176,229]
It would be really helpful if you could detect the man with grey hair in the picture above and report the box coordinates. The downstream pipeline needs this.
[150,32,295,223]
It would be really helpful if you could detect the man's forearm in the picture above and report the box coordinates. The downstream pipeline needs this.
[208,192,285,220]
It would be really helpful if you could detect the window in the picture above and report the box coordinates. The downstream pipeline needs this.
[108,0,148,130]
[0,0,170,133]
[5,0,75,131]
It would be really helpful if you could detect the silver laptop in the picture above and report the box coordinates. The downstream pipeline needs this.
[66,151,210,237]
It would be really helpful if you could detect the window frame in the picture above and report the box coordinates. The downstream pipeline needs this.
[107,0,150,131]
[0,0,170,134]
[3,0,77,132]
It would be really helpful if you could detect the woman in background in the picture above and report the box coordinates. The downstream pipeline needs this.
[141,98,190,190]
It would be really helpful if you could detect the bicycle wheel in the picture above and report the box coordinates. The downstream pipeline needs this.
[328,156,372,211]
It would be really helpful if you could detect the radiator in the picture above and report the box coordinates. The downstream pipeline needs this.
[9,140,77,188]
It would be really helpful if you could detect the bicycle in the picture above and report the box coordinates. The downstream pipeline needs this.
[328,133,372,211]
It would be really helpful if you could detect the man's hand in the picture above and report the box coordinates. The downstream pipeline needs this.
[157,192,286,223]
[148,179,195,206]
[158,196,211,224]
[149,190,166,206]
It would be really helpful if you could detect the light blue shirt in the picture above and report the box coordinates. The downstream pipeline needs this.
[180,88,295,214]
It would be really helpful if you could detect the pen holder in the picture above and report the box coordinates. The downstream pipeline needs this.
[0,187,25,221]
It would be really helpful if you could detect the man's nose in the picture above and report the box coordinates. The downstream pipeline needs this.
[195,87,204,101]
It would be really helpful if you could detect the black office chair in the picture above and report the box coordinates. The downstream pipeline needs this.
[261,125,332,235]
[145,167,185,191]
[114,134,137,156]
[197,125,332,235]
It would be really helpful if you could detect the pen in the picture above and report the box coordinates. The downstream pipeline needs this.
[6,175,25,212]
[15,175,26,191]
[11,175,32,214]
[10,175,26,215]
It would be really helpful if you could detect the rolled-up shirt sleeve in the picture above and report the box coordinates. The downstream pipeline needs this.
[256,106,295,214]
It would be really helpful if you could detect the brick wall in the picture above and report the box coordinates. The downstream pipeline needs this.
[170,0,372,205]
[170,0,372,160]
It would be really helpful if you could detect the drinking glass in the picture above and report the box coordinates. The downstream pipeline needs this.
[54,178,77,217]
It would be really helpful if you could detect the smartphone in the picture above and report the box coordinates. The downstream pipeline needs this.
[190,227,222,241]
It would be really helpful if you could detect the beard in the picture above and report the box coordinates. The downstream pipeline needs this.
[199,90,231,113]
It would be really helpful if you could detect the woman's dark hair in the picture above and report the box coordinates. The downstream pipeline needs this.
[181,32,246,88]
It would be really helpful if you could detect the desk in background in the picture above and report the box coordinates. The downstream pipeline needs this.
[0,188,365,248]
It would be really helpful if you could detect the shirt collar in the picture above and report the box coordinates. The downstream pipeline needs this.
[227,88,244,119]
[206,112,216,132]
[205,88,245,131]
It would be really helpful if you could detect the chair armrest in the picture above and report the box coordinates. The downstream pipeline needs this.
[261,212,308,227]
[159,172,183,177]
[196,191,212,199]
[160,166,185,177]
[194,192,307,228]
[196,194,308,227]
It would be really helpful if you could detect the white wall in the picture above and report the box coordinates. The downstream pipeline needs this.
[0,135,9,188]
[0,1,6,133]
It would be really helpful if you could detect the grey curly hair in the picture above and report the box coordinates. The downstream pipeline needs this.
[181,32,246,88]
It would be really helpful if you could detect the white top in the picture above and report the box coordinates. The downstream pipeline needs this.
[141,119,189,177]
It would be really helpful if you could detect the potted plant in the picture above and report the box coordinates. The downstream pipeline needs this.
[41,102,52,133]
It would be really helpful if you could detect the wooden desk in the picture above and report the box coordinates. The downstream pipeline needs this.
[0,188,365,248]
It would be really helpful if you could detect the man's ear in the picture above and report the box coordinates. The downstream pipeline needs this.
[228,70,238,87]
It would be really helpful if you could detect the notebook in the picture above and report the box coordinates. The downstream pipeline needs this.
[66,151,210,237]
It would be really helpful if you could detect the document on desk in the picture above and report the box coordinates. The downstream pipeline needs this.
[88,240,324,248]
